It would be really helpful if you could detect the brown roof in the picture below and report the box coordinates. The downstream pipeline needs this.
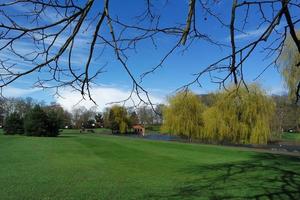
[132,124,144,129]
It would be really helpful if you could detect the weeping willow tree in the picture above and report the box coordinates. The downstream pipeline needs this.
[108,105,129,134]
[161,91,205,142]
[203,85,275,145]
[279,31,300,102]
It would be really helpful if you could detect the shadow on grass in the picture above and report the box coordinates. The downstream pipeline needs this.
[57,135,77,138]
[145,154,300,200]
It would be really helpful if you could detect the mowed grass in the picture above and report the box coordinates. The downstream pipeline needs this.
[282,132,300,142]
[0,130,300,200]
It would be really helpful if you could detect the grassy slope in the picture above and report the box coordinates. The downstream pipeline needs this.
[0,131,299,200]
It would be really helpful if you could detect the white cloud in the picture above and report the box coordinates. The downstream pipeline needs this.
[235,28,265,40]
[2,86,41,97]
[229,24,283,41]
[266,83,287,96]
[55,86,164,111]
[226,27,266,41]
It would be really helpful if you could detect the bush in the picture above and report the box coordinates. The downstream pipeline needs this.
[3,112,24,135]
[24,105,59,137]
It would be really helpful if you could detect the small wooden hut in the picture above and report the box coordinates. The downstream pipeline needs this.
[132,124,145,136]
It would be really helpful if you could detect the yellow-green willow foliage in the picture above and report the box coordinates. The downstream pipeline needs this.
[108,105,129,134]
[203,85,275,144]
[279,31,300,101]
[161,91,205,141]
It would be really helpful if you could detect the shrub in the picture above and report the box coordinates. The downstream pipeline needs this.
[3,112,24,135]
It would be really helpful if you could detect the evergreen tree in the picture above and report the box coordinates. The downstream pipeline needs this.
[24,105,60,137]
[95,113,104,127]
[24,105,48,136]
[45,109,61,137]
[3,112,24,135]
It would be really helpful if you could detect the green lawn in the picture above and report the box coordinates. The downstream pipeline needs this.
[59,128,111,135]
[145,125,161,133]
[0,131,299,200]
[282,132,300,142]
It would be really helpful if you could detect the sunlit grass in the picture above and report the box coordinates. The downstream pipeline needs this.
[0,130,299,199]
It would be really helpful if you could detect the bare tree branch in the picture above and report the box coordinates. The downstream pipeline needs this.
[0,0,299,107]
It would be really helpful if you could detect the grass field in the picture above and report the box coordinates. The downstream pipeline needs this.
[282,132,300,142]
[0,130,299,200]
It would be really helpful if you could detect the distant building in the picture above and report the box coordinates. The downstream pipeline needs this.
[132,124,145,136]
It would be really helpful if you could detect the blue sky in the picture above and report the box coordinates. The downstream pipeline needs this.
[2,0,295,110]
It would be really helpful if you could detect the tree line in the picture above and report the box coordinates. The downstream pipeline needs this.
[162,85,300,145]
[1,88,299,143]
[0,97,163,136]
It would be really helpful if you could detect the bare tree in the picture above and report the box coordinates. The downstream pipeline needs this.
[0,0,299,107]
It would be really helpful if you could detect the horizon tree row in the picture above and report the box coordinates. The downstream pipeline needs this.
[4,105,62,137]
[1,88,300,139]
